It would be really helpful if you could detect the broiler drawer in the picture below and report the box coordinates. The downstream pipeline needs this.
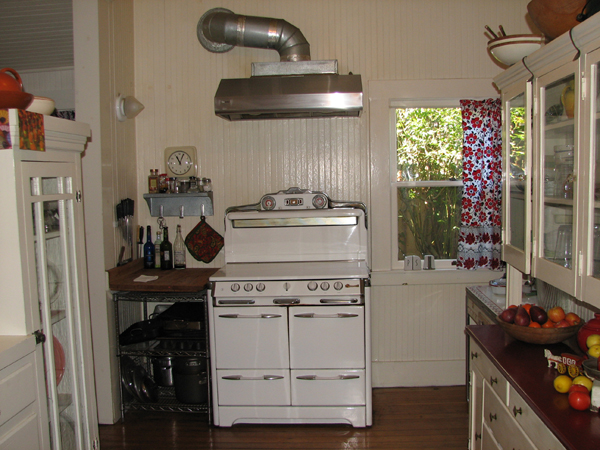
[291,369,365,406]
[216,369,290,406]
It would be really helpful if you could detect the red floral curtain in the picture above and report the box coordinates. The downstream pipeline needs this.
[457,98,503,270]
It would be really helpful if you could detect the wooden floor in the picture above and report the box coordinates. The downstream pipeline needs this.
[99,386,469,450]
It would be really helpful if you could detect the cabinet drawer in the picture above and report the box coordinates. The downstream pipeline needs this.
[481,423,502,450]
[509,385,566,450]
[483,382,536,450]
[216,369,290,406]
[291,369,365,406]
[0,354,36,428]
[0,410,40,450]
[469,341,508,403]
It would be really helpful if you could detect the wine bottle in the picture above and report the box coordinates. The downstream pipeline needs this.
[154,230,162,269]
[160,227,173,270]
[143,225,154,269]
[174,224,186,269]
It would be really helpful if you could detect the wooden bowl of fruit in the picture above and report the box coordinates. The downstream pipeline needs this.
[496,305,583,345]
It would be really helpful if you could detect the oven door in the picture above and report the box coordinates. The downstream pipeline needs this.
[289,305,365,369]
[213,306,289,369]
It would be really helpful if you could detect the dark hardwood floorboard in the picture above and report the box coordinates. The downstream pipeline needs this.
[99,386,469,450]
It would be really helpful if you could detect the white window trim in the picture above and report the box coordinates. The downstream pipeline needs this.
[369,79,499,274]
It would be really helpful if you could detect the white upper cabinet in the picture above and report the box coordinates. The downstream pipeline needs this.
[495,12,600,307]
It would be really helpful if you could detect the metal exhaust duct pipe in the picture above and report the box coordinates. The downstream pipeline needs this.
[196,8,363,121]
[197,8,311,61]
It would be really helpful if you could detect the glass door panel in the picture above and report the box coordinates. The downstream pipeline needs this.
[536,64,578,296]
[502,82,532,274]
[26,163,88,450]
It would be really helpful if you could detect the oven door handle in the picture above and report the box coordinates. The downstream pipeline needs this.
[218,313,282,319]
[217,299,256,305]
[296,374,360,381]
[221,375,285,381]
[294,312,359,319]
[319,299,359,304]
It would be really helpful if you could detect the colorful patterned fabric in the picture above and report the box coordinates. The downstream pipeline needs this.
[457,98,503,270]
[185,217,224,263]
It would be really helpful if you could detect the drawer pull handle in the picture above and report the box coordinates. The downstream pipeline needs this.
[471,351,478,359]
[490,376,497,385]
[296,374,360,381]
[294,312,359,319]
[222,375,284,381]
[489,413,497,422]
[217,299,255,305]
[319,299,359,304]
[273,298,300,304]
[513,406,522,417]
[475,433,481,441]
[218,313,282,319]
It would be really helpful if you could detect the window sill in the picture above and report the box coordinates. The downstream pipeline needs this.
[371,268,500,286]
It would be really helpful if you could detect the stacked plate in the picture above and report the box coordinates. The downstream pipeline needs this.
[488,34,546,66]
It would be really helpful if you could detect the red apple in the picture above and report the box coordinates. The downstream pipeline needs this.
[555,319,571,328]
[565,312,582,326]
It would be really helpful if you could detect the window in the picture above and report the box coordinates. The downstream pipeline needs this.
[395,107,463,262]
[369,80,498,272]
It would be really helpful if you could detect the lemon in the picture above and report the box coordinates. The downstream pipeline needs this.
[572,375,593,392]
[553,375,573,393]
[588,344,600,359]
[587,334,600,348]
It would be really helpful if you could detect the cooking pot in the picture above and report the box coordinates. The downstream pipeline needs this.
[0,68,34,109]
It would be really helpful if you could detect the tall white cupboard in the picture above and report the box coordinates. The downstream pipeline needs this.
[0,110,99,449]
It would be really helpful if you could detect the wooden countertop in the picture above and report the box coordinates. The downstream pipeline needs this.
[107,258,218,292]
[466,325,600,450]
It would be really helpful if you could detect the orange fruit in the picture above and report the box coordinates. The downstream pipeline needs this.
[528,322,541,328]
[542,320,555,328]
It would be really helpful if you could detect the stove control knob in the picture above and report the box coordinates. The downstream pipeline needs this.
[307,281,318,291]
[312,194,328,209]
[244,283,254,292]
[320,282,330,291]
[231,283,240,292]
[256,283,266,292]
[334,281,344,291]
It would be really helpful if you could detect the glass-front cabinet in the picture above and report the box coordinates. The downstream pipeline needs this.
[494,12,600,309]
[502,81,532,274]
[0,111,98,449]
[534,63,579,297]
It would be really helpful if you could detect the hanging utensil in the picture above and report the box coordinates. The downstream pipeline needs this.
[499,25,507,37]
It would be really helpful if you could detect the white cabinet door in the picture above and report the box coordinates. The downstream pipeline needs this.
[213,306,289,369]
[533,60,581,297]
[502,80,533,274]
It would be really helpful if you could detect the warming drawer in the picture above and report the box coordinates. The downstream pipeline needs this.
[289,305,365,369]
[216,369,290,406]
[291,369,366,405]
[213,306,289,369]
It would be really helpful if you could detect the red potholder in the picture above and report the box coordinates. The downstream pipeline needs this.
[184,217,224,263]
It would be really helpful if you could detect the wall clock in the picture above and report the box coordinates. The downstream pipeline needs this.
[164,146,198,178]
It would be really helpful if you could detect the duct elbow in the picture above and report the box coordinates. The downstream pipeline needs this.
[197,8,311,61]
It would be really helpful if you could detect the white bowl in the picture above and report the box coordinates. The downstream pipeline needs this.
[487,34,545,45]
[26,96,56,115]
[488,38,545,66]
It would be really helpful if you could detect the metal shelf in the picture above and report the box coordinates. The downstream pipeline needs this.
[143,192,213,217]
[123,387,209,414]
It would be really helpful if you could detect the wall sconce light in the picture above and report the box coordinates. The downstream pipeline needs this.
[115,94,145,122]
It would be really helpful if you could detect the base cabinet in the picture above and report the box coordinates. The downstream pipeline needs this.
[468,338,566,450]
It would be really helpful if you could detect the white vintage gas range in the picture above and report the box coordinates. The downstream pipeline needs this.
[207,188,371,427]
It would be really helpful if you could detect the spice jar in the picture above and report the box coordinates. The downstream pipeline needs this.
[148,169,159,193]
[159,173,168,193]
[201,177,212,192]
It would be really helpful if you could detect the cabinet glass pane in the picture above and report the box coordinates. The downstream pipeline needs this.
[31,176,83,450]
[508,93,526,251]
[542,75,575,270]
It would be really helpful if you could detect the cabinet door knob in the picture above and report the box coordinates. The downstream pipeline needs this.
[513,406,522,416]
[471,351,478,359]
[490,376,497,385]
[475,433,481,440]
[489,412,497,422]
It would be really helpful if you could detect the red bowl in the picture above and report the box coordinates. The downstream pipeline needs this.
[0,90,34,109]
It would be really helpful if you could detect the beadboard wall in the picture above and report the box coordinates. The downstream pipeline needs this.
[129,0,532,387]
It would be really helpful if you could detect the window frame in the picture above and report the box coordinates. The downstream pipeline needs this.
[392,101,464,270]
[369,79,499,274]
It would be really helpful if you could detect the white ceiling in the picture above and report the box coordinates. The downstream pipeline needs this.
[0,0,74,72]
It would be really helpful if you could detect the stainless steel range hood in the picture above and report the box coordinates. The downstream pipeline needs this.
[197,8,363,121]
